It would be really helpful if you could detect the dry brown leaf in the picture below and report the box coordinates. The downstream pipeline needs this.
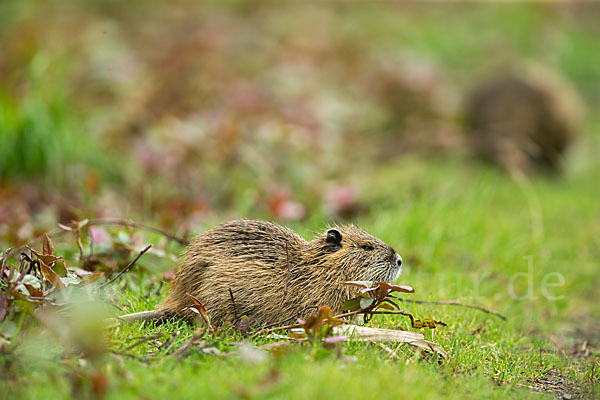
[24,284,44,298]
[28,248,63,268]
[39,259,66,290]
[333,324,447,358]
[43,233,55,256]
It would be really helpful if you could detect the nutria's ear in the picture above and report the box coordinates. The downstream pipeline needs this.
[326,229,342,249]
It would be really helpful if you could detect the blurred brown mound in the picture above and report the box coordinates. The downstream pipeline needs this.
[465,65,584,173]
[363,57,462,158]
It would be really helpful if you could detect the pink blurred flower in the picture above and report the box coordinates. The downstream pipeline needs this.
[325,185,359,218]
[89,226,111,244]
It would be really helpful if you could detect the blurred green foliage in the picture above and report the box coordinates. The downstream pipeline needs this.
[0,55,71,183]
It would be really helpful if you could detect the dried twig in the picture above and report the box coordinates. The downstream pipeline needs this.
[15,258,34,285]
[386,342,404,360]
[75,228,85,266]
[125,332,164,351]
[395,298,506,320]
[170,328,206,358]
[255,305,320,332]
[109,350,151,364]
[97,245,152,289]
[18,252,27,272]
[330,309,368,320]
[335,325,448,358]
[251,322,302,339]
[365,310,414,316]
[0,247,11,279]
[374,341,399,360]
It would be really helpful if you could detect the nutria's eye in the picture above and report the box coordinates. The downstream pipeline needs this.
[361,245,374,251]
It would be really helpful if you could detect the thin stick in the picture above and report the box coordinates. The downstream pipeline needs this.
[97,245,152,289]
[256,305,320,331]
[75,228,84,266]
[330,309,365,319]
[375,341,399,360]
[0,247,11,279]
[367,310,414,316]
[251,322,301,339]
[170,328,206,358]
[109,350,150,364]
[125,332,164,351]
[15,258,33,285]
[387,342,404,360]
[395,298,506,320]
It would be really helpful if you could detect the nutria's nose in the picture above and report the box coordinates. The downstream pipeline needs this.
[396,253,403,267]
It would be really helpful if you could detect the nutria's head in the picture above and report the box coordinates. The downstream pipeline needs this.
[305,225,403,282]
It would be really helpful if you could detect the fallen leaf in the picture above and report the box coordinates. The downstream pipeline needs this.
[52,258,68,277]
[377,281,415,294]
[298,306,344,337]
[24,284,44,298]
[27,247,63,267]
[39,259,66,290]
[333,324,447,358]
[43,233,55,256]
[340,281,376,289]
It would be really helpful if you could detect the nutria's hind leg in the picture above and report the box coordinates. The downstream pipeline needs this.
[159,258,212,317]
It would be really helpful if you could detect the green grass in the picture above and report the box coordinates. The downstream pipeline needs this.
[2,156,599,399]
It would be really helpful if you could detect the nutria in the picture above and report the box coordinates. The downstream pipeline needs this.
[120,220,403,327]
[465,65,584,173]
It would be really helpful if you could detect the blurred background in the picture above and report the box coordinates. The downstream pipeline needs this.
[1,0,599,245]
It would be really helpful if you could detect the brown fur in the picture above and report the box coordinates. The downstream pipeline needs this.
[156,220,402,327]
[466,66,583,173]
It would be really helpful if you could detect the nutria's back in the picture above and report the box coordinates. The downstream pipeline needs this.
[159,220,403,327]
